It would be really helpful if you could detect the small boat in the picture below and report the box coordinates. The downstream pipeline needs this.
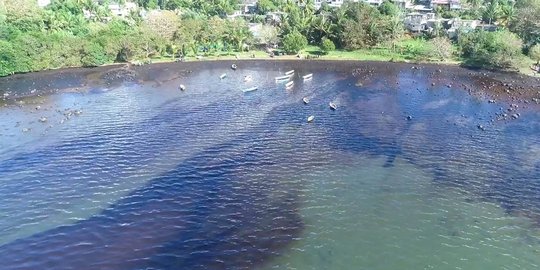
[307,115,315,123]
[285,81,294,89]
[220,73,227,79]
[231,64,237,70]
[179,84,186,91]
[329,102,337,110]
[275,75,291,81]
[243,86,258,92]
[302,97,310,104]
[285,70,295,76]
[244,75,253,82]
[303,74,313,80]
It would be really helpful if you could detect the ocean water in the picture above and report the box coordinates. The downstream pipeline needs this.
[0,62,539,269]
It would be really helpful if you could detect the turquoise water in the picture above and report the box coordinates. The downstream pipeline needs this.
[0,62,539,269]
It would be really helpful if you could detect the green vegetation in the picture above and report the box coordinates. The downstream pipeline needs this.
[282,30,308,54]
[458,30,523,69]
[0,0,538,77]
[530,45,540,65]
[320,37,335,54]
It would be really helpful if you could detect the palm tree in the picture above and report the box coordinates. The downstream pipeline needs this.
[483,0,500,25]
[498,3,515,27]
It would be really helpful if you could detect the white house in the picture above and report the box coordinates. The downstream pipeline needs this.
[37,0,51,7]
[109,2,137,18]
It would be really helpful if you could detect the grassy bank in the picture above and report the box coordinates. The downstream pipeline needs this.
[147,39,537,78]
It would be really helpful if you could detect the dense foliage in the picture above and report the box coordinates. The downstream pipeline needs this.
[282,30,307,53]
[458,30,523,69]
[0,0,538,76]
[320,37,335,54]
[0,0,253,76]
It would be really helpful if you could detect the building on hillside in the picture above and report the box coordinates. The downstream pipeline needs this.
[265,12,285,25]
[239,0,258,14]
[109,2,137,17]
[430,0,461,10]
[446,19,479,38]
[404,13,428,32]
[395,0,415,9]
[37,0,51,7]
[404,12,437,33]
[313,0,389,9]
[408,4,434,13]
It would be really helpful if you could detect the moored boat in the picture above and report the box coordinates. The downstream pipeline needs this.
[303,97,310,104]
[303,74,313,80]
[329,102,337,110]
[285,81,294,89]
[285,70,295,76]
[231,64,237,70]
[243,86,258,92]
[179,84,186,91]
[275,75,291,81]
[220,73,227,79]
[307,115,315,122]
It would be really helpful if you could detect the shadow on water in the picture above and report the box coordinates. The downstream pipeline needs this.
[0,126,306,270]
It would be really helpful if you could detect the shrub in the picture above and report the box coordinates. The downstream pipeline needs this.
[320,38,335,54]
[428,37,454,60]
[282,30,307,54]
[530,44,540,65]
[458,30,523,70]
[81,42,109,67]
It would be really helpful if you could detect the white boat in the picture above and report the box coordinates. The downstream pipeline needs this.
[275,75,291,81]
[302,97,309,104]
[243,86,258,92]
[329,102,337,110]
[179,84,186,91]
[285,81,294,89]
[220,73,227,79]
[231,64,237,70]
[285,70,295,76]
[307,115,315,123]
[303,74,313,80]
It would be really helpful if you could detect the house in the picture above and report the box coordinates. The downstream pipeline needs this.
[265,11,285,25]
[364,0,384,6]
[430,0,461,10]
[109,2,137,17]
[239,0,257,14]
[404,13,428,32]
[409,4,434,13]
[395,0,415,9]
[37,0,51,7]
[446,18,480,38]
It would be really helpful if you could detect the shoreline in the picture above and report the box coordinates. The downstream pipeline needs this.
[1,59,539,106]
[1,51,538,80]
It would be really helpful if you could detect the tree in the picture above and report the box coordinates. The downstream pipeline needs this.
[530,44,540,65]
[223,18,253,52]
[378,0,398,16]
[282,30,307,54]
[429,37,454,60]
[320,37,335,54]
[482,0,499,24]
[259,25,279,47]
[509,0,540,48]
[144,10,180,40]
[81,42,108,67]
[257,0,277,14]
[498,2,515,28]
[458,30,523,70]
